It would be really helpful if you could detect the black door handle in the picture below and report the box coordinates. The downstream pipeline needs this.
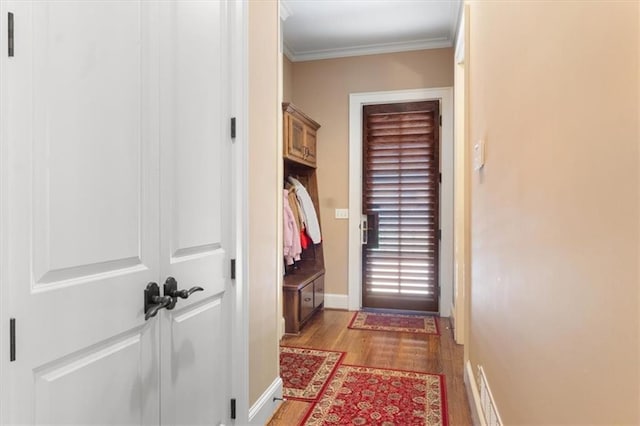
[366,212,379,249]
[163,277,204,309]
[144,282,172,320]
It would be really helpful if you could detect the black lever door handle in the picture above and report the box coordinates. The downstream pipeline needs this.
[144,282,172,320]
[174,286,204,299]
[366,212,380,249]
[163,277,204,310]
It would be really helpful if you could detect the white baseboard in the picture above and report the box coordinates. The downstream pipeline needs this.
[324,293,349,310]
[464,360,485,426]
[439,297,451,317]
[248,377,283,425]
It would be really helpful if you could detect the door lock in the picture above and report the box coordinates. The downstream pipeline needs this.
[163,276,204,310]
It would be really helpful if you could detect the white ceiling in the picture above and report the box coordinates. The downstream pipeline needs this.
[281,0,462,62]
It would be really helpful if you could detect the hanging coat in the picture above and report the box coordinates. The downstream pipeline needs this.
[283,189,302,265]
[288,176,321,244]
[287,187,304,233]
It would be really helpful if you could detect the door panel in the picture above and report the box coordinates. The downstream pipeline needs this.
[167,298,224,425]
[300,283,314,321]
[4,1,160,424]
[159,1,230,425]
[314,276,325,308]
[304,127,317,163]
[34,328,157,425]
[289,117,306,160]
[169,0,222,255]
[159,0,227,288]
[32,1,147,287]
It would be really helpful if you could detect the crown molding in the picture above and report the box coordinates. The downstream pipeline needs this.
[454,9,465,64]
[282,42,295,62]
[450,0,463,47]
[287,37,453,62]
[279,1,292,21]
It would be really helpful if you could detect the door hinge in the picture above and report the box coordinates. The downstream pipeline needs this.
[9,318,15,362]
[230,398,236,420]
[438,229,441,241]
[439,115,442,126]
[439,172,442,183]
[8,12,14,57]
[230,259,236,280]
[230,117,236,140]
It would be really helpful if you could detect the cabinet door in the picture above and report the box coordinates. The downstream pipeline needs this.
[313,275,325,308]
[303,126,317,166]
[286,115,306,162]
[300,282,315,322]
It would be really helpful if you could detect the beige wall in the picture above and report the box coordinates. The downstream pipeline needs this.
[291,49,454,296]
[283,55,293,103]
[248,0,279,407]
[468,2,639,424]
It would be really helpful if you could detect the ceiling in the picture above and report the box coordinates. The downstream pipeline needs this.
[281,0,462,62]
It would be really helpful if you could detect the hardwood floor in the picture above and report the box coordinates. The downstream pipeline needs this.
[267,309,472,425]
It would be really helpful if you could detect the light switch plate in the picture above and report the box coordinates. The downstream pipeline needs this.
[473,139,485,171]
[335,208,349,219]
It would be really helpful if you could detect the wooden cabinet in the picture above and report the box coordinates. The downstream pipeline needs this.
[283,102,320,168]
[284,272,325,334]
[283,103,324,334]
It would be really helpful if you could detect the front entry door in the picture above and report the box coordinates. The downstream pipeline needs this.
[361,101,440,312]
[1,1,233,424]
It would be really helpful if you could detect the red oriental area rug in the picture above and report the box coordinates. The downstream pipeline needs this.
[302,365,448,426]
[348,311,440,335]
[280,346,345,401]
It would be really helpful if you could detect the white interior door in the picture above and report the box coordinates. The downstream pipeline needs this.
[0,1,234,425]
[158,2,231,425]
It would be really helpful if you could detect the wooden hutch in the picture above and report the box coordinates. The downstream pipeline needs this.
[282,102,324,334]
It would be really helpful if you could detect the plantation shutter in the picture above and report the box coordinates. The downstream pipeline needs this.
[362,101,440,312]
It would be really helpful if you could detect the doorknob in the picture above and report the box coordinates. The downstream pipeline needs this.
[163,277,204,310]
[144,282,172,320]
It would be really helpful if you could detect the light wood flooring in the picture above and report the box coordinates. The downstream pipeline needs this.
[268,309,472,425]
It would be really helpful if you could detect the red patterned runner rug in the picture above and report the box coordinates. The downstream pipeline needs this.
[280,346,345,401]
[301,365,448,426]
[348,311,440,335]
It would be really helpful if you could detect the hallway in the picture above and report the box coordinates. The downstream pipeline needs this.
[268,310,471,425]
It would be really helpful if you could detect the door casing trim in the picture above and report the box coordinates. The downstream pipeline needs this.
[348,87,454,314]
[230,0,251,423]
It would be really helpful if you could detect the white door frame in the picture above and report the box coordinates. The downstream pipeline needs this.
[229,0,251,424]
[0,2,8,421]
[453,7,469,345]
[347,88,454,315]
